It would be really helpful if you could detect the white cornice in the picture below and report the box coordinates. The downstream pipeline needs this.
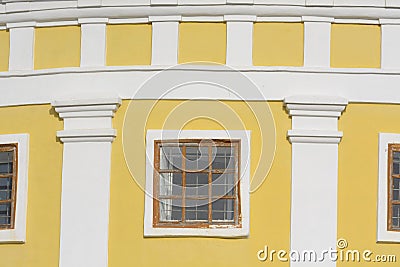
[2,5,400,25]
[2,66,400,106]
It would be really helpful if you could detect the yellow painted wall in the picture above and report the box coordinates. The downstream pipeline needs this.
[331,24,381,68]
[338,103,400,266]
[0,30,9,72]
[178,23,227,64]
[253,23,304,67]
[108,100,291,266]
[34,26,81,70]
[106,24,152,66]
[0,105,63,266]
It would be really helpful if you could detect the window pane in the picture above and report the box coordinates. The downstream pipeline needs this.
[159,199,182,222]
[0,151,13,174]
[394,178,400,189]
[394,190,400,201]
[0,203,11,227]
[186,173,208,197]
[394,162,400,175]
[212,199,234,221]
[394,151,400,161]
[0,178,12,201]
[160,146,182,170]
[212,173,235,196]
[159,173,182,197]
[393,205,400,229]
[185,199,209,221]
[186,146,209,170]
[394,218,399,228]
[212,146,235,170]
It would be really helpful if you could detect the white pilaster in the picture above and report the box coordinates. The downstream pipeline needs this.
[284,95,347,267]
[302,16,333,68]
[150,16,180,65]
[79,18,108,67]
[53,98,121,267]
[225,15,256,66]
[7,22,35,71]
[380,19,400,69]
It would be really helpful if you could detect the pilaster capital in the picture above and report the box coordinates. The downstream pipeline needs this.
[52,97,121,143]
[284,95,348,144]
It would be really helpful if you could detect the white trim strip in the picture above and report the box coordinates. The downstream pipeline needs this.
[334,18,380,24]
[149,15,182,22]
[256,16,302,22]
[108,18,150,24]
[36,20,79,27]
[254,0,305,5]
[334,0,385,7]
[224,15,257,22]
[302,16,334,22]
[181,16,225,22]
[6,21,36,29]
[380,18,400,25]
[78,18,109,24]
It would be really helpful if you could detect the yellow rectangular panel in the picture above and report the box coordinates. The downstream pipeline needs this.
[0,30,9,71]
[0,104,63,267]
[108,100,291,267]
[331,24,381,68]
[106,24,152,66]
[337,103,400,267]
[34,26,81,70]
[178,23,227,64]
[253,23,304,66]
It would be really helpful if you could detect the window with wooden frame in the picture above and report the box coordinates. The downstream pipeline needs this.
[388,144,400,231]
[0,144,17,230]
[378,134,400,242]
[153,139,241,228]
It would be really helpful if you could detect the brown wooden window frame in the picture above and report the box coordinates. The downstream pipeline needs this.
[153,139,242,229]
[0,143,18,230]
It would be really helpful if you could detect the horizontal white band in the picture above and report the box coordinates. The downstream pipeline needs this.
[2,66,400,106]
[334,18,380,24]
[108,18,150,24]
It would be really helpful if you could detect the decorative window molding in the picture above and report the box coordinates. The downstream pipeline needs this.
[0,134,29,243]
[144,130,250,237]
[377,133,400,242]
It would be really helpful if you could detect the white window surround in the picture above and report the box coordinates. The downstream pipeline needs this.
[377,133,400,242]
[0,134,29,243]
[144,130,250,237]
